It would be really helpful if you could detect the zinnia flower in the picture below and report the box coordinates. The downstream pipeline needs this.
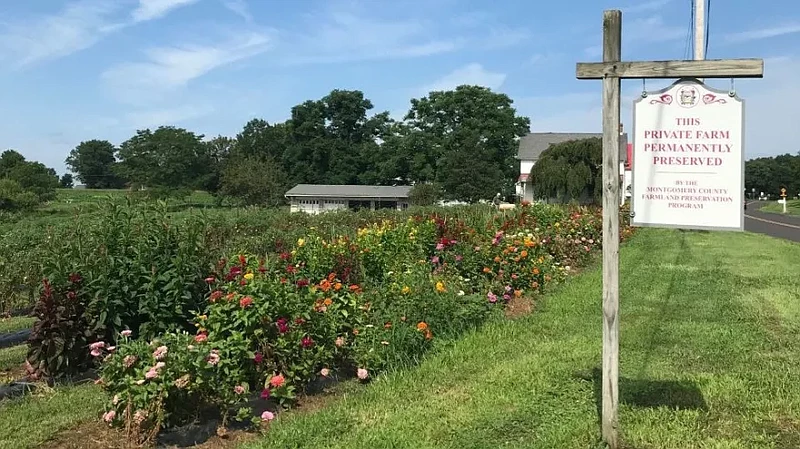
[254,352,264,364]
[320,368,330,377]
[357,368,369,380]
[301,336,314,349]
[145,368,158,380]
[487,292,498,303]
[260,388,271,399]
[112,394,120,405]
[335,336,345,347]
[90,349,102,357]
[153,346,168,360]
[276,318,290,334]
[194,332,208,343]
[102,410,116,423]
[123,355,137,369]
[244,272,254,281]
[207,350,220,365]
[234,385,245,395]
[121,330,132,337]
[89,341,105,350]
[261,411,275,421]
[269,374,285,388]
[435,243,445,251]
[204,276,215,284]
[239,296,253,308]
[174,375,190,389]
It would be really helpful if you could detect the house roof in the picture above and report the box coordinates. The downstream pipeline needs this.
[517,132,629,163]
[285,184,412,199]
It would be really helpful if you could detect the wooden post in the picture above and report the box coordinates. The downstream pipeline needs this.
[600,10,621,449]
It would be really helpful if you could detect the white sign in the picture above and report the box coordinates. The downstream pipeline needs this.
[631,79,744,231]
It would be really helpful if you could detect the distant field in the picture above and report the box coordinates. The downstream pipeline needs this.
[760,199,800,216]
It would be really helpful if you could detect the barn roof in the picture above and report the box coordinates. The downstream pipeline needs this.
[285,184,412,199]
[517,132,628,163]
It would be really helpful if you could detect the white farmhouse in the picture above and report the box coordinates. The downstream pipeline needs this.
[516,132,631,205]
[285,184,412,214]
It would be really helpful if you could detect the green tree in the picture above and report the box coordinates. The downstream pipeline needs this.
[529,137,602,204]
[234,119,287,162]
[202,135,236,193]
[0,150,25,176]
[60,173,74,188]
[408,182,442,206]
[117,127,211,190]
[403,85,531,201]
[0,150,60,202]
[219,155,288,206]
[0,178,39,210]
[65,140,124,188]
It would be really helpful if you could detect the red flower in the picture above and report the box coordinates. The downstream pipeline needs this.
[209,291,222,303]
[276,318,290,334]
[254,352,264,364]
[280,277,287,284]
[301,336,314,348]
[239,296,253,308]
[286,265,297,274]
[260,388,270,399]
[68,273,82,284]
[240,279,247,286]
[238,255,247,267]
[279,252,291,261]
[296,279,309,288]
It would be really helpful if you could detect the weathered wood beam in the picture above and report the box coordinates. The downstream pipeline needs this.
[576,58,764,79]
[600,9,621,449]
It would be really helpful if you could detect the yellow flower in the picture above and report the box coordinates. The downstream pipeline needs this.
[435,281,446,293]
[297,238,305,247]
[198,315,207,321]
[401,286,411,294]
[244,273,254,280]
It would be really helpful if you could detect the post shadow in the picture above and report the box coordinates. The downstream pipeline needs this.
[574,367,708,425]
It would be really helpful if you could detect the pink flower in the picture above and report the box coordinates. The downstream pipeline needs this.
[123,355,137,369]
[431,256,440,264]
[435,243,445,251]
[145,368,158,380]
[357,368,369,380]
[505,285,512,292]
[205,276,216,284]
[153,345,168,360]
[89,341,105,350]
[194,332,208,343]
[207,350,220,365]
[102,410,116,423]
[261,411,275,421]
[234,385,245,395]
[90,349,102,357]
[487,292,498,303]
[260,388,271,400]
[154,361,165,370]
[269,374,285,388]
[301,335,314,349]
[335,336,345,347]
[455,255,463,262]
[253,352,264,364]
[320,368,330,377]
[121,330,133,337]
[106,346,116,352]
[503,294,511,301]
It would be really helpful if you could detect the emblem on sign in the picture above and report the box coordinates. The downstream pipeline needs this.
[678,86,698,108]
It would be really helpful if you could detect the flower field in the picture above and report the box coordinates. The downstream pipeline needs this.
[1,198,633,445]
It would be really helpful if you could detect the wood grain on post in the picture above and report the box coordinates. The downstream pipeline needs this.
[601,9,621,449]
[575,58,764,80]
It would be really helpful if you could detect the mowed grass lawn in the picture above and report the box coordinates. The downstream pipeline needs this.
[248,229,800,449]
[2,228,800,448]
[761,199,800,216]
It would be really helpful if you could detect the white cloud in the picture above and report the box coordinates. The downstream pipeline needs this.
[125,104,216,129]
[131,0,200,23]
[0,0,121,68]
[725,23,800,43]
[626,15,685,43]
[102,31,271,104]
[620,0,673,14]
[221,0,253,23]
[420,63,506,95]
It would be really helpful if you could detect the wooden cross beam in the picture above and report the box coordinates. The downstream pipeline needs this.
[575,9,763,449]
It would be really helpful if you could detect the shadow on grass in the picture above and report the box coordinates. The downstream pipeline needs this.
[575,367,707,420]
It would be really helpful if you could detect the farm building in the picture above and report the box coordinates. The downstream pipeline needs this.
[516,131,631,204]
[285,184,412,214]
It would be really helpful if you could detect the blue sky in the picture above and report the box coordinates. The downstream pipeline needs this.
[1,0,798,176]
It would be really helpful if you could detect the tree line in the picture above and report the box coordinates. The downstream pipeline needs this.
[744,153,800,198]
[63,85,531,205]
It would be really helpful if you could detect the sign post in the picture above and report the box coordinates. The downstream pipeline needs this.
[576,10,763,448]
[781,188,787,213]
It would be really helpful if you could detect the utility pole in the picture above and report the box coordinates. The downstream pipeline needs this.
[694,0,705,60]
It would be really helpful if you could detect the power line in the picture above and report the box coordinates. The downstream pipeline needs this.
[684,0,694,59]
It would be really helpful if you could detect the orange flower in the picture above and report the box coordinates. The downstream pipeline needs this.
[323,298,333,306]
[327,272,336,282]
[532,267,540,275]
[384,321,392,329]
[334,282,342,291]
[352,328,360,335]
[319,279,331,292]
[424,329,433,340]
[416,322,428,331]
[520,250,528,258]
[349,284,361,292]
[514,289,523,298]
[494,256,501,263]
[483,267,491,273]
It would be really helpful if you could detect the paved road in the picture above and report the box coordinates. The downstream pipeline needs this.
[745,201,800,242]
